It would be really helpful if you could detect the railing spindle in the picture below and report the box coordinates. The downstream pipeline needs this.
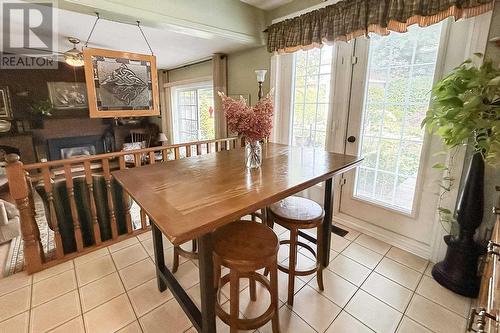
[162,149,168,162]
[63,164,84,252]
[149,151,156,164]
[42,166,64,258]
[118,156,133,234]
[140,209,147,230]
[196,144,202,155]
[83,161,101,245]
[134,153,141,167]
[185,145,191,157]
[174,147,180,159]
[102,158,118,239]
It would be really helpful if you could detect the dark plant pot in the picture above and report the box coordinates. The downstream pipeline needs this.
[30,115,44,129]
[432,152,485,297]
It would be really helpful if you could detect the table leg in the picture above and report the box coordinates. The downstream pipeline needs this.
[322,177,334,267]
[198,233,216,333]
[152,223,167,292]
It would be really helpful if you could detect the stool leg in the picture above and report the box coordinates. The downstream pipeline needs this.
[192,239,197,252]
[213,257,221,291]
[270,261,280,333]
[229,269,240,333]
[266,207,274,228]
[287,228,298,306]
[316,225,324,291]
[172,246,179,273]
[249,276,257,301]
[263,210,274,277]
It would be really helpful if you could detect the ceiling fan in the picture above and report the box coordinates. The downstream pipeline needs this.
[20,36,84,67]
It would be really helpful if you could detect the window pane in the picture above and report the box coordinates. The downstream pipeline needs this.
[173,83,214,143]
[291,45,333,150]
[197,88,215,141]
[354,24,441,213]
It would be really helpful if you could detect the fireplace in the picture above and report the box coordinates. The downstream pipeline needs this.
[47,135,105,161]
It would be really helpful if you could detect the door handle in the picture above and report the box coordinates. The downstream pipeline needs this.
[347,136,356,143]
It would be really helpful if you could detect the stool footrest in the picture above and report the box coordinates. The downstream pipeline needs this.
[278,239,319,276]
[216,272,275,330]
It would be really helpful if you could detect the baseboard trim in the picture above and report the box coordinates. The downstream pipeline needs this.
[333,213,432,259]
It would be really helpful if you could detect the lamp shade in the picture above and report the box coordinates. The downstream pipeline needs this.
[64,47,84,67]
[255,69,267,82]
[158,132,168,142]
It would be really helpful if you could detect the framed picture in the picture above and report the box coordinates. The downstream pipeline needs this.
[47,82,88,109]
[83,47,160,118]
[0,86,13,119]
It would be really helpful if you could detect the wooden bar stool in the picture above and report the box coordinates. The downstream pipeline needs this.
[172,240,198,273]
[213,221,280,333]
[268,196,325,306]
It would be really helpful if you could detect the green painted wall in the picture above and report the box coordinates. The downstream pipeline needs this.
[167,61,213,82]
[485,3,500,66]
[265,0,322,24]
[227,46,270,106]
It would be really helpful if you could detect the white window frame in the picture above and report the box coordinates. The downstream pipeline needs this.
[170,79,213,144]
[289,45,335,150]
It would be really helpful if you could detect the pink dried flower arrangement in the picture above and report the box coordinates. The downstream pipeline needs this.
[218,91,274,142]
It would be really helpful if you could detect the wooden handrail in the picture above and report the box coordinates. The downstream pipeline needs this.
[23,137,241,170]
[5,136,243,274]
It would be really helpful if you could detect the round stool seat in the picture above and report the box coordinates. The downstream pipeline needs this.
[213,221,280,332]
[269,196,324,226]
[213,221,279,270]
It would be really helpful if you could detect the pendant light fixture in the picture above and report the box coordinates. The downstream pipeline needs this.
[63,12,154,67]
[64,37,84,67]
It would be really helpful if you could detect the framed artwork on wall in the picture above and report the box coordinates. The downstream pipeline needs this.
[83,47,160,118]
[0,86,13,119]
[47,82,88,109]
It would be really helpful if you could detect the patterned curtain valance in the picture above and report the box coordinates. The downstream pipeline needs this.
[267,0,494,53]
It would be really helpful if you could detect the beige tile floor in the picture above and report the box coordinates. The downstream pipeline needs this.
[0,224,473,333]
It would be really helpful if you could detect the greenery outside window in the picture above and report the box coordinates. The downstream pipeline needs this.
[171,81,215,144]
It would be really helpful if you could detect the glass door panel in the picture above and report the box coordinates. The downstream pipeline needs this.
[352,24,442,214]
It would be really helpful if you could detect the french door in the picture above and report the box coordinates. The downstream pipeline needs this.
[339,23,444,232]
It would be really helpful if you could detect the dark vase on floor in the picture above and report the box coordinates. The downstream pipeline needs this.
[432,152,485,297]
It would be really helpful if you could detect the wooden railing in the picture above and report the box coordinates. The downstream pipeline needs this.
[5,137,243,274]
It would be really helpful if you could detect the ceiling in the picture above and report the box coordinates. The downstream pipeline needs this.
[8,3,263,69]
[240,0,294,10]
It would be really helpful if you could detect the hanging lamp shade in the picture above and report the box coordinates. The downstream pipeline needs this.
[64,37,84,67]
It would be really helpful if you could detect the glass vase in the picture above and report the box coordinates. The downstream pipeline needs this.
[245,140,262,169]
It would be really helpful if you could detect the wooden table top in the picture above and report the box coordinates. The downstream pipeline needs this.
[112,143,362,245]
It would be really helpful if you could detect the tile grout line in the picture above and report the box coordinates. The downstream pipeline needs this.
[285,232,368,332]
[324,245,393,333]
[73,262,87,333]
[32,264,82,333]
[108,237,142,330]
[28,268,34,333]
[395,261,438,333]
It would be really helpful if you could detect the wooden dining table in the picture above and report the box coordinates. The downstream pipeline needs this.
[113,143,362,333]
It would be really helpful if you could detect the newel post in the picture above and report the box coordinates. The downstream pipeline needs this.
[5,154,44,273]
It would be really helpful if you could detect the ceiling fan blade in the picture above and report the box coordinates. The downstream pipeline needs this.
[22,47,65,55]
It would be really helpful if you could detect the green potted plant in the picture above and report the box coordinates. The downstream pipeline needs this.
[29,99,53,129]
[421,54,500,297]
